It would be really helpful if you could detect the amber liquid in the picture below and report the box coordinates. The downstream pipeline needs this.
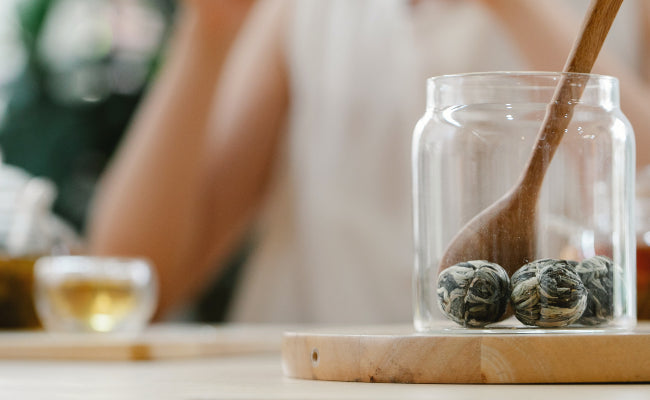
[0,256,41,329]
[45,280,138,332]
[637,244,650,320]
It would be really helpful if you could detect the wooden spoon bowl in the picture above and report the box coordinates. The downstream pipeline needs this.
[439,0,624,275]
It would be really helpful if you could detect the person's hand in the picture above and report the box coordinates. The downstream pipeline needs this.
[182,0,256,36]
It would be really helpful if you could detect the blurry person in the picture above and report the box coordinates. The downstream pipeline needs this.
[88,0,650,323]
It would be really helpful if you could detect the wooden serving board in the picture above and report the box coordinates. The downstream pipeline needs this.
[0,323,283,361]
[282,323,650,383]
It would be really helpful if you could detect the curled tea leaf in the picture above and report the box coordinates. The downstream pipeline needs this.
[437,260,510,327]
[576,255,614,325]
[510,258,587,327]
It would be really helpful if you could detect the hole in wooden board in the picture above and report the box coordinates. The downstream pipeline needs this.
[311,348,319,367]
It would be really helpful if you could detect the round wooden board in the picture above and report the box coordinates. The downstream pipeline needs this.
[281,324,650,383]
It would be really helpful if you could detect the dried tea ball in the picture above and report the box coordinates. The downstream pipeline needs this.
[437,260,510,328]
[510,259,587,327]
[576,255,614,325]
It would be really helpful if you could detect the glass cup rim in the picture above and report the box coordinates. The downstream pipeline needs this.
[36,255,152,265]
[34,255,156,282]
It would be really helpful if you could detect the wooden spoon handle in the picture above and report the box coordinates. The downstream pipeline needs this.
[565,0,624,73]
[519,0,623,193]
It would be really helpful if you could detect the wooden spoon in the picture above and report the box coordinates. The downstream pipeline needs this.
[438,0,624,275]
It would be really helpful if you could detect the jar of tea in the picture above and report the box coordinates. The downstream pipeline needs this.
[412,72,636,332]
[0,165,71,329]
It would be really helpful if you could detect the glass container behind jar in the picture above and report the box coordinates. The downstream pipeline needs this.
[636,167,650,319]
[412,72,636,332]
[0,170,59,329]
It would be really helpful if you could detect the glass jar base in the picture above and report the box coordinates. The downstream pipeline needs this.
[414,316,637,335]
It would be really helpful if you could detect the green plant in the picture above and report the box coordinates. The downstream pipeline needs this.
[0,0,174,231]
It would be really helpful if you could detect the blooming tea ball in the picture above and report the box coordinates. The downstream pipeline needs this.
[510,259,588,327]
[437,260,510,328]
[576,255,614,325]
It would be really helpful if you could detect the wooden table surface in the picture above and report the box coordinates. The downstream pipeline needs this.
[1,324,649,399]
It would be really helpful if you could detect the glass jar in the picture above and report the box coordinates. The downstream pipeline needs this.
[0,163,80,329]
[412,72,636,332]
[0,168,59,329]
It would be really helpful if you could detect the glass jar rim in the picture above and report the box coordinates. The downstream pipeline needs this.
[427,71,618,85]
[425,71,620,111]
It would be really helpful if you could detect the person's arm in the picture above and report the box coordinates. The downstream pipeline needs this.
[638,0,650,83]
[87,0,290,317]
[482,0,650,167]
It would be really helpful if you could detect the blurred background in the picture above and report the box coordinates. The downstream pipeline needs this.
[0,0,171,231]
[0,0,241,323]
[0,0,648,326]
